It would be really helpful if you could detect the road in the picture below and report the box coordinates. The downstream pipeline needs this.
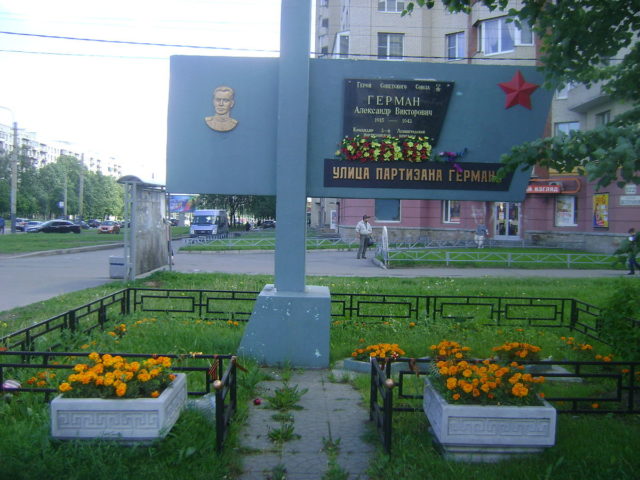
[0,240,626,312]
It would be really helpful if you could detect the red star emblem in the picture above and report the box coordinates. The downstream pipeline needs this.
[498,70,539,110]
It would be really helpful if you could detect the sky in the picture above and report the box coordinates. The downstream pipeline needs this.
[0,0,288,183]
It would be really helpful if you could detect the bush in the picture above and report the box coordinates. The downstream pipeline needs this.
[598,280,640,361]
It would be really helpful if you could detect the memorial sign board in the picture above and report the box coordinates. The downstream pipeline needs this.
[343,79,454,144]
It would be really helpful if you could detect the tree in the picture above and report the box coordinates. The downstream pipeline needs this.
[0,153,11,215]
[82,171,123,219]
[199,194,252,226]
[405,0,640,188]
[246,196,277,221]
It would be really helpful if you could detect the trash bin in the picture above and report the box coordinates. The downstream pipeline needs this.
[109,256,125,279]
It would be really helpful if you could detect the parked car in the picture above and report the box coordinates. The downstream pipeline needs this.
[74,220,90,229]
[88,219,101,228]
[25,220,43,230]
[15,218,28,231]
[27,219,81,234]
[98,220,120,234]
[261,220,276,229]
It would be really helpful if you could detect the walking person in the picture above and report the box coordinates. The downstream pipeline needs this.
[0,216,4,234]
[474,223,489,248]
[355,214,373,259]
[626,228,640,275]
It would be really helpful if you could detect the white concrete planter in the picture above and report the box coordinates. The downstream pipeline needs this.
[343,357,405,375]
[423,378,556,462]
[51,373,187,442]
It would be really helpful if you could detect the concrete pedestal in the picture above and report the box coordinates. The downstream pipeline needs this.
[238,284,331,368]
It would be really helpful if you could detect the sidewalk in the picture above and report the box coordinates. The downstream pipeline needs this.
[238,369,373,480]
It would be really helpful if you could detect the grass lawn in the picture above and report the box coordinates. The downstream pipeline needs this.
[0,227,191,255]
[1,272,639,479]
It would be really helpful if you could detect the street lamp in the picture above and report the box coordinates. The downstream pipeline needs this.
[0,106,18,234]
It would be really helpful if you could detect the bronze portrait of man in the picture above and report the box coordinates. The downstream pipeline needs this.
[205,86,238,132]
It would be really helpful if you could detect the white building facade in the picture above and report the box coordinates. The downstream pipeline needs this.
[0,122,121,177]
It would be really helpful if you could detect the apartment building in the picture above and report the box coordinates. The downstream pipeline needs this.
[313,0,637,253]
[0,122,122,177]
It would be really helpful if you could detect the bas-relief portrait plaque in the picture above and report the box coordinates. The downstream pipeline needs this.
[205,85,238,132]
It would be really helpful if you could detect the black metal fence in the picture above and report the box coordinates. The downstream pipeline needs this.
[0,350,237,452]
[369,356,640,453]
[1,287,607,352]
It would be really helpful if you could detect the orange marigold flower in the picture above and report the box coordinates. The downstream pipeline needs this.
[59,382,73,392]
[115,383,127,397]
[452,393,461,401]
[591,403,599,409]
[151,391,160,398]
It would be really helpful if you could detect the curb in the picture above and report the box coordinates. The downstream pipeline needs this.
[4,243,123,259]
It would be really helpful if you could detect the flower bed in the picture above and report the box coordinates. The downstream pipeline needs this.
[51,373,187,442]
[423,377,557,462]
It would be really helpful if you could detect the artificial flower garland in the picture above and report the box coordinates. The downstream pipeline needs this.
[336,135,432,163]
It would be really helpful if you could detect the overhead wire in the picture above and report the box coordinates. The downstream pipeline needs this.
[0,30,546,62]
[0,30,626,63]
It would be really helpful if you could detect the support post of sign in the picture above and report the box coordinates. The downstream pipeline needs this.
[238,0,331,368]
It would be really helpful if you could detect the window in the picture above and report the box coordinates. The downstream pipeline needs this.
[375,199,400,221]
[480,17,514,54]
[335,32,349,58]
[554,122,580,136]
[321,18,329,29]
[515,21,533,45]
[446,32,465,61]
[378,33,403,60]
[442,200,461,223]
[555,196,577,227]
[378,0,405,13]
[320,0,329,6]
[595,110,611,127]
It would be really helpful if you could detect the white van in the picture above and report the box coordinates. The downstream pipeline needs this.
[189,209,229,237]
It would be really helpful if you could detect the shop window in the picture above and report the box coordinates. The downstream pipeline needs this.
[555,196,578,226]
[375,199,400,221]
[442,200,461,223]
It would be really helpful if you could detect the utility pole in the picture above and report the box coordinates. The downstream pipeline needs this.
[10,121,18,233]
[63,173,68,218]
[78,154,84,220]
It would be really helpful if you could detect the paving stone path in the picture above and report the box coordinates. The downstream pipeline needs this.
[237,369,374,480]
